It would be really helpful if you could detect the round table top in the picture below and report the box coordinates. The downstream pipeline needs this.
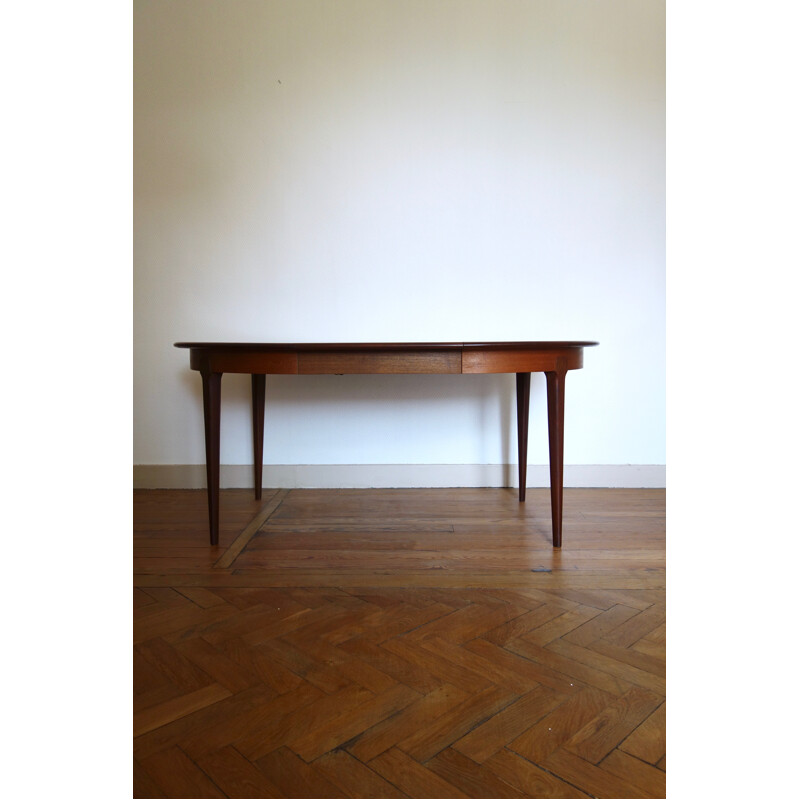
[175,341,599,350]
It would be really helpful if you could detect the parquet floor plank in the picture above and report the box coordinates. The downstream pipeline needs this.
[505,637,633,696]
[254,746,346,798]
[214,489,288,569]
[462,637,583,696]
[452,685,565,763]
[134,685,278,761]
[332,649,399,694]
[137,745,225,798]
[522,605,605,646]
[368,747,470,799]
[236,684,374,762]
[507,685,615,764]
[563,603,642,646]
[599,748,667,798]
[133,684,233,738]
[643,621,666,644]
[194,745,284,798]
[215,636,304,694]
[546,638,666,695]
[175,586,230,608]
[499,587,591,613]
[404,601,528,643]
[381,636,495,694]
[336,636,445,695]
[133,602,238,644]
[313,750,408,798]
[347,682,468,763]
[173,636,261,693]
[396,684,518,761]
[588,638,665,675]
[184,681,323,761]
[208,586,301,611]
[254,636,354,694]
[290,683,420,761]
[562,685,664,763]
[133,648,172,697]
[481,603,566,646]
[198,603,309,647]
[132,757,166,799]
[135,568,665,590]
[543,747,649,799]
[330,600,458,645]
[133,683,189,716]
[238,600,357,646]
[619,700,667,764]
[134,587,157,608]
[426,635,544,695]
[483,747,590,798]
[631,637,666,661]
[602,603,667,648]
[133,487,665,799]
[135,636,217,692]
[426,747,527,798]
[132,592,190,622]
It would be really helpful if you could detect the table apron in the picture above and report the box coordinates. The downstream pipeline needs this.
[461,348,583,373]
[190,347,583,375]
[191,349,299,374]
[298,350,461,374]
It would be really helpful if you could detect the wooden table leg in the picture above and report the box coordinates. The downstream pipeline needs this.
[516,372,531,502]
[251,374,266,500]
[545,365,566,547]
[201,369,222,546]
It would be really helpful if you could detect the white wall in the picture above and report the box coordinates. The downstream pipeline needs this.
[134,0,665,486]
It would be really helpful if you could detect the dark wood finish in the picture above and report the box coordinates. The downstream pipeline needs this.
[200,369,222,546]
[546,364,567,548]
[462,347,583,374]
[191,348,298,375]
[176,341,598,351]
[251,374,266,501]
[175,342,597,546]
[515,373,531,504]
[298,349,461,374]
[133,487,665,800]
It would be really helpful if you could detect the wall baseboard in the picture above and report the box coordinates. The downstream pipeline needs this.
[133,464,665,489]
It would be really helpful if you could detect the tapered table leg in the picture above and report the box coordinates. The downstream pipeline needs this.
[201,369,222,546]
[545,366,566,547]
[516,372,531,502]
[251,374,266,500]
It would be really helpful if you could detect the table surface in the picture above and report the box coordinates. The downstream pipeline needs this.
[175,341,598,349]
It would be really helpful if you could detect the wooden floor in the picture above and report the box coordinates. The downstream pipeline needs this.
[134,488,665,798]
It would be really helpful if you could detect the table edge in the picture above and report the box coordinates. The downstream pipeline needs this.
[174,341,599,350]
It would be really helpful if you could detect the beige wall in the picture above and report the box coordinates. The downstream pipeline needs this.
[134,0,665,483]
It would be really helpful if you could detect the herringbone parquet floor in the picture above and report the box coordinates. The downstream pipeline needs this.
[134,488,665,798]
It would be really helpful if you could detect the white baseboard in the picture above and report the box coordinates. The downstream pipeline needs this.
[133,464,665,489]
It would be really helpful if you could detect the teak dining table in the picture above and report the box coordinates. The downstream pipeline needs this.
[174,341,597,548]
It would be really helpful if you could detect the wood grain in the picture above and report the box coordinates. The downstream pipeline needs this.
[298,349,461,374]
[134,487,665,798]
[462,347,583,373]
[213,489,287,569]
